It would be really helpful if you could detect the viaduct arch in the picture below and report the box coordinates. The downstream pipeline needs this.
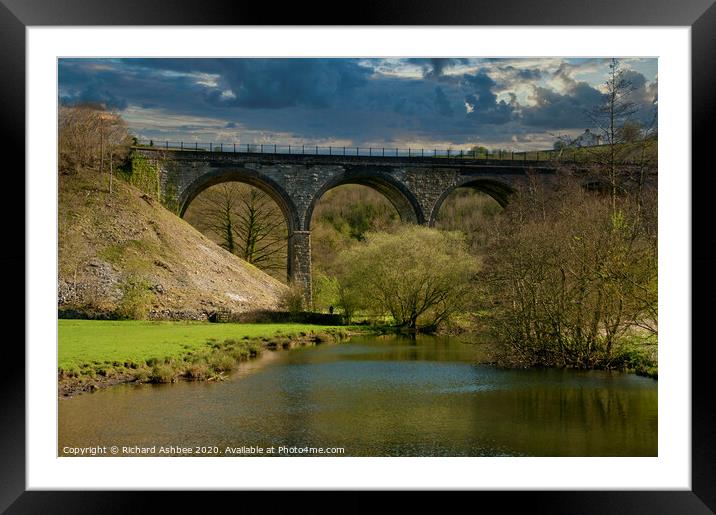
[135,147,651,304]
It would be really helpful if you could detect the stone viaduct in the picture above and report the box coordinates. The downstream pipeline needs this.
[135,147,649,303]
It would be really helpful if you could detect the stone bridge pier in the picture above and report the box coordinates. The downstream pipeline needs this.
[135,148,646,306]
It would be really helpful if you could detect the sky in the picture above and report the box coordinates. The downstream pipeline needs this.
[58,57,657,151]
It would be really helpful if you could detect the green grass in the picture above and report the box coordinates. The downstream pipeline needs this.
[58,319,350,371]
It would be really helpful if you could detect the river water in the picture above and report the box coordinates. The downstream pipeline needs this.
[58,334,657,457]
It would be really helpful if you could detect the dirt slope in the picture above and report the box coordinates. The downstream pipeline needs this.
[58,170,288,319]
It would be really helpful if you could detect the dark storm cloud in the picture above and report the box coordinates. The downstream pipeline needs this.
[59,59,211,113]
[60,58,372,112]
[57,58,658,149]
[206,59,371,109]
[58,61,129,109]
[408,58,469,80]
[621,69,658,115]
[522,82,606,128]
[462,70,514,125]
[522,67,657,129]
[433,87,453,116]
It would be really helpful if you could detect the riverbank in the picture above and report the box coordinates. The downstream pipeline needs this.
[59,320,369,397]
[58,334,658,457]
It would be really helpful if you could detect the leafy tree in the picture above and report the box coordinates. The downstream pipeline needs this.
[310,184,401,279]
[335,225,479,330]
[312,272,340,313]
[470,145,489,157]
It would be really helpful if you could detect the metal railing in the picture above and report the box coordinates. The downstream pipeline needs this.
[133,139,631,164]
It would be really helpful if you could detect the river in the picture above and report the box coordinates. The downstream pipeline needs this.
[58,334,657,457]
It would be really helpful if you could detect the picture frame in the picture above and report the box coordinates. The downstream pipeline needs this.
[3,0,714,511]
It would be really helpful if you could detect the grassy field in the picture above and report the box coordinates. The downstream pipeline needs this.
[58,320,352,378]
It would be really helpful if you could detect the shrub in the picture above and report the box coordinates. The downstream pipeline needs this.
[116,276,153,320]
[279,281,306,314]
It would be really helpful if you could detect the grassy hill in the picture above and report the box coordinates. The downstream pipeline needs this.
[58,169,288,320]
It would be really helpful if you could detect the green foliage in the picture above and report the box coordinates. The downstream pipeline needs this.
[469,146,489,157]
[149,364,176,383]
[279,281,306,314]
[122,152,161,198]
[115,276,153,320]
[162,173,180,214]
[335,225,479,330]
[312,272,340,313]
[310,185,401,278]
[208,353,236,373]
[316,187,399,241]
[434,189,503,253]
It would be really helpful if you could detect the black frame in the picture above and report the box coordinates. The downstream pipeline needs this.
[2,1,714,512]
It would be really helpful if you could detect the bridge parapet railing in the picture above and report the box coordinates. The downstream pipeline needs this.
[132,139,640,165]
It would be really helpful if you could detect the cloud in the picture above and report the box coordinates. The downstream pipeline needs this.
[522,82,605,128]
[57,57,658,150]
[408,58,469,80]
[433,87,453,116]
[206,59,372,109]
[461,70,514,124]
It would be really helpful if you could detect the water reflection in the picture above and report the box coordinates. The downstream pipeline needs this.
[59,335,657,456]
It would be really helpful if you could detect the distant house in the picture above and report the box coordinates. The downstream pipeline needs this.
[571,129,602,147]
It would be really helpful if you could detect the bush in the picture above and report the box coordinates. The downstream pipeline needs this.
[279,281,305,314]
[335,225,479,330]
[115,276,153,320]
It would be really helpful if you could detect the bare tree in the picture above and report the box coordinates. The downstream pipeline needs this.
[58,103,131,176]
[585,58,639,212]
[480,177,657,369]
[234,188,287,271]
[185,183,288,277]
